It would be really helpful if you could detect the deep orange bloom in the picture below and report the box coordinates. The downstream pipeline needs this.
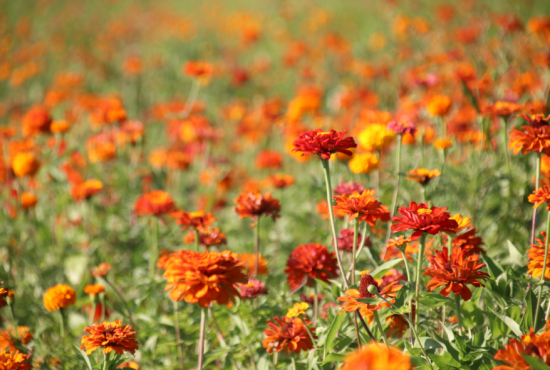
[234,191,280,222]
[20,192,37,210]
[84,284,105,296]
[452,228,485,256]
[71,179,103,201]
[434,138,453,150]
[267,173,295,189]
[391,202,458,240]
[332,189,390,226]
[92,263,112,277]
[341,343,412,370]
[117,361,139,369]
[0,327,33,352]
[12,152,40,178]
[494,328,550,370]
[255,150,283,170]
[262,316,316,354]
[0,350,32,370]
[529,186,550,210]
[527,232,550,280]
[285,243,339,291]
[406,168,441,185]
[238,253,269,276]
[43,284,76,311]
[184,227,227,249]
[338,273,401,314]
[520,113,550,128]
[80,320,138,355]
[509,125,550,155]
[177,210,216,231]
[426,95,451,117]
[423,247,489,301]
[163,250,246,307]
[183,61,214,79]
[134,190,175,217]
[51,120,70,134]
[292,129,357,160]
[22,106,52,137]
[491,101,521,117]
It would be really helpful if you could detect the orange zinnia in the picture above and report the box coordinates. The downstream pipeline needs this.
[332,189,390,226]
[452,228,485,256]
[528,232,550,280]
[134,190,175,217]
[80,320,138,355]
[177,210,216,231]
[0,327,33,352]
[391,202,458,240]
[238,253,269,276]
[341,343,412,370]
[267,173,295,189]
[84,284,105,296]
[338,272,402,314]
[0,350,32,370]
[71,179,103,201]
[406,168,441,185]
[509,125,550,155]
[163,250,246,307]
[12,152,40,178]
[43,284,76,311]
[262,316,316,354]
[91,263,111,277]
[183,60,214,80]
[494,327,550,370]
[423,247,489,301]
[426,94,451,117]
[184,227,227,249]
[529,186,550,210]
[22,106,52,137]
[20,192,37,210]
[285,243,339,291]
[234,191,281,221]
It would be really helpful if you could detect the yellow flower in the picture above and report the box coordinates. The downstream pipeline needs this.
[286,302,309,318]
[450,213,471,232]
[348,152,379,174]
[358,123,396,151]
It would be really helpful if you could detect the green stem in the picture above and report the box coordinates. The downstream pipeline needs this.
[174,301,185,370]
[532,153,542,245]
[400,250,411,282]
[58,309,65,338]
[373,310,387,345]
[181,79,200,119]
[382,135,402,260]
[351,219,359,284]
[321,159,348,289]
[104,278,136,329]
[103,352,110,370]
[313,284,318,326]
[149,217,158,278]
[300,317,317,347]
[292,357,297,370]
[198,308,207,370]
[353,222,369,264]
[89,300,96,325]
[254,217,260,277]
[414,233,427,336]
[502,117,512,175]
[194,229,200,252]
[454,293,463,335]
[535,210,550,329]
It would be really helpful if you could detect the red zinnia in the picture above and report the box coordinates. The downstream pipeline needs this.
[285,243,339,291]
[262,316,316,354]
[292,129,357,160]
[391,202,458,240]
[134,190,175,217]
[177,210,216,230]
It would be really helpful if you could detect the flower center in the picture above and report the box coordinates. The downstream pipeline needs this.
[417,208,432,215]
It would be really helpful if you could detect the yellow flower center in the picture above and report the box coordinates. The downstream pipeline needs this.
[417,208,432,215]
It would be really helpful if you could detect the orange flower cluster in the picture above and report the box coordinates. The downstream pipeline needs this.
[262,316,316,354]
[285,243,338,291]
[332,189,390,225]
[80,320,138,355]
[163,250,247,307]
[43,284,76,312]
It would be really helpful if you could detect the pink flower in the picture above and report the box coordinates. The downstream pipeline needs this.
[387,121,417,135]
[239,279,268,299]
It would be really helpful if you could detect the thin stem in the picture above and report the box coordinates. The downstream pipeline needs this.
[535,210,550,329]
[292,357,297,370]
[149,217,158,278]
[58,309,65,338]
[299,317,317,347]
[382,135,402,260]
[194,229,200,252]
[351,219,359,284]
[321,159,348,289]
[254,217,260,278]
[173,301,185,370]
[373,310,387,345]
[180,79,200,119]
[414,233,427,336]
[89,300,96,325]
[100,294,106,322]
[502,117,512,175]
[354,222,369,263]
[400,251,411,282]
[353,313,362,349]
[356,309,376,342]
[246,344,258,370]
[313,285,318,326]
[454,293,463,335]
[273,352,278,366]
[532,153,542,245]
[198,308,207,370]
[103,352,110,370]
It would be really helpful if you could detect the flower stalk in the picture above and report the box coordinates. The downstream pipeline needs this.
[174,301,185,370]
[535,210,550,328]
[198,307,207,370]
[414,232,427,334]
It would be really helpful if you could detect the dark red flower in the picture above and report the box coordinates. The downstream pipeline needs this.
[391,202,458,240]
[285,243,339,291]
[292,129,357,160]
[262,316,316,354]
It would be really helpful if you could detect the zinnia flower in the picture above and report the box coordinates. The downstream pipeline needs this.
[163,250,247,307]
[238,279,268,299]
[348,152,379,174]
[509,125,550,155]
[22,106,52,137]
[334,182,364,195]
[12,153,40,178]
[0,350,32,370]
[341,343,412,370]
[43,284,76,311]
[184,227,227,249]
[267,173,295,189]
[391,202,458,240]
[452,228,485,255]
[434,138,453,150]
[426,94,452,117]
[262,316,316,354]
[292,129,357,160]
[92,263,111,277]
[238,253,268,276]
[423,247,489,301]
[494,328,550,370]
[117,361,139,369]
[177,210,216,230]
[134,190,175,217]
[286,302,309,318]
[71,179,103,201]
[20,192,37,210]
[256,150,283,170]
[0,327,33,352]
[520,113,550,128]
[387,120,417,135]
[527,232,550,280]
[337,228,371,252]
[285,243,339,291]
[406,168,441,185]
[332,190,390,225]
[183,61,214,80]
[234,191,281,222]
[80,320,138,355]
[84,284,105,296]
[529,186,550,210]
[491,101,521,117]
[450,213,471,232]
[337,272,402,314]
[357,124,396,151]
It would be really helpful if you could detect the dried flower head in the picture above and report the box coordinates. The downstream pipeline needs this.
[80,320,138,355]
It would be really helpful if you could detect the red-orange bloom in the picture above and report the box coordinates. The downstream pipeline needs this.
[262,316,316,354]
[71,179,103,201]
[91,263,112,277]
[406,168,441,185]
[163,250,246,307]
[494,328,550,370]
[520,113,550,128]
[529,186,550,210]
[285,243,339,291]
[255,150,283,170]
[332,189,390,226]
[183,61,214,79]
[238,253,269,276]
[509,125,550,155]
[423,247,489,301]
[341,343,412,370]
[0,327,33,352]
[234,191,280,221]
[0,350,32,370]
[177,210,216,230]
[22,106,52,137]
[338,273,402,314]
[452,228,485,256]
[391,202,458,240]
[134,190,175,217]
[490,101,521,117]
[80,320,138,355]
[267,173,295,189]
[292,129,357,160]
[527,232,550,280]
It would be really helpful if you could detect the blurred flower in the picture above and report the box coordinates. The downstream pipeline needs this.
[357,123,395,151]
[71,179,103,201]
[22,106,52,137]
[341,343,412,370]
[262,316,316,354]
[84,284,105,296]
[434,138,453,150]
[490,101,521,117]
[183,60,214,82]
[285,243,339,291]
[387,120,417,135]
[83,302,111,322]
[286,302,309,318]
[117,361,139,369]
[450,213,471,232]
[292,129,356,160]
[256,150,283,170]
[183,227,227,249]
[494,328,550,369]
[50,120,70,134]
[267,173,295,189]
[334,182,364,195]
[177,210,216,231]
[529,186,550,210]
[0,327,33,352]
[134,190,175,217]
[423,246,489,301]
[391,202,458,240]
[239,253,268,276]
[406,168,441,185]
[234,191,280,222]
[12,152,40,178]
[163,250,246,307]
[238,279,268,299]
[528,232,550,280]
[348,152,379,174]
[80,320,138,355]
[520,113,550,128]
[452,228,485,255]
[426,94,451,117]
[0,350,32,369]
[91,263,111,277]
[20,192,37,210]
[337,228,370,252]
[43,284,76,311]
[333,189,390,225]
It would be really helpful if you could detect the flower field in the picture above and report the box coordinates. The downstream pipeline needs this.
[3,0,550,369]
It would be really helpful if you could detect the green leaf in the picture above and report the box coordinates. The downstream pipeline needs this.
[321,353,345,365]
[419,293,454,307]
[325,312,346,354]
[481,255,504,280]
[73,345,93,370]
[489,308,522,337]
[429,353,462,369]
[521,354,550,369]
[315,278,330,291]
[370,258,404,279]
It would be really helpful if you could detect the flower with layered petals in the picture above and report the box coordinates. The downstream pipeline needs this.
[177,210,216,230]
[528,232,550,280]
[80,320,138,355]
[509,125,550,155]
[452,228,485,255]
[337,272,402,314]
[391,202,458,240]
[491,101,521,117]
[43,284,76,312]
[91,263,111,277]
[529,186,550,210]
[163,250,246,307]
[334,182,364,195]
[423,247,489,301]
[285,243,339,291]
[234,191,280,222]
[238,279,268,299]
[0,350,32,370]
[332,190,390,226]
[494,328,550,370]
[387,120,417,135]
[262,316,316,354]
[341,343,412,370]
[71,179,103,201]
[292,129,357,160]
[134,190,175,217]
[450,213,472,232]
[286,302,309,318]
[184,227,227,249]
[406,168,441,185]
[520,113,550,128]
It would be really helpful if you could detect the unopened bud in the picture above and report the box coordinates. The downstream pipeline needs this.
[367,284,379,295]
